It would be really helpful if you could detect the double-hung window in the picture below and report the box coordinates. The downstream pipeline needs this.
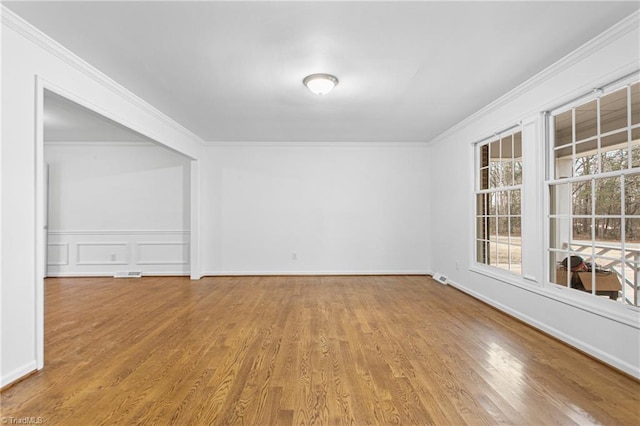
[475,129,523,274]
[548,78,640,306]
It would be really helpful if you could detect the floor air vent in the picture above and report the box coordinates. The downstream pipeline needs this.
[432,273,448,285]
[114,271,143,278]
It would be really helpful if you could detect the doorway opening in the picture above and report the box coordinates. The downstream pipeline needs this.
[36,83,199,370]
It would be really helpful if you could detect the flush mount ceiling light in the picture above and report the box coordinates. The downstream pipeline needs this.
[303,73,339,95]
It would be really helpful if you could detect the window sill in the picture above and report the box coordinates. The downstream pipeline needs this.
[469,264,640,329]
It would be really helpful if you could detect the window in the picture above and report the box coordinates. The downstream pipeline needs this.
[548,79,640,307]
[476,129,523,274]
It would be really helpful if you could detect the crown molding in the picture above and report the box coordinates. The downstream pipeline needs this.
[205,141,429,148]
[427,10,640,147]
[1,5,205,147]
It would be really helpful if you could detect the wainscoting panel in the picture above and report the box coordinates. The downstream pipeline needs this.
[47,230,190,276]
[77,242,129,265]
[136,242,189,265]
[47,242,69,266]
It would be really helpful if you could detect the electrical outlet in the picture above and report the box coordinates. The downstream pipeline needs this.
[292,252,297,260]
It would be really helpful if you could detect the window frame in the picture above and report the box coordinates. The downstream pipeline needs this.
[473,126,524,276]
[545,74,640,308]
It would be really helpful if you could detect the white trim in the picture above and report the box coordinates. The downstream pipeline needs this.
[35,77,45,370]
[48,229,190,236]
[202,270,432,276]
[429,10,640,147]
[46,272,190,277]
[190,160,201,280]
[206,141,429,148]
[0,361,37,389]
[446,277,640,379]
[0,6,204,148]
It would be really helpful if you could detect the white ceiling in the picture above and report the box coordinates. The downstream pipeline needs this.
[7,1,640,143]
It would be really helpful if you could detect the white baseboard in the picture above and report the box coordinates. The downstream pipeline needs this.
[446,278,640,379]
[1,361,37,388]
[46,272,189,278]
[202,270,431,277]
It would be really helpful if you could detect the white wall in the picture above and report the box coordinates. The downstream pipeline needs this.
[1,9,202,387]
[45,142,191,276]
[201,144,431,275]
[428,13,640,377]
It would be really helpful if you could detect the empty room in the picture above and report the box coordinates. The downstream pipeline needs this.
[1,1,639,424]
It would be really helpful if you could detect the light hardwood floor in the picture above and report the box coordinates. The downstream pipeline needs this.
[1,276,638,425]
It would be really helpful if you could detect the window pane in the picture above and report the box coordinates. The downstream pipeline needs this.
[503,160,514,186]
[575,139,598,176]
[477,216,489,240]
[489,162,500,188]
[480,144,489,167]
[489,216,497,239]
[550,217,570,250]
[510,216,521,238]
[509,189,521,215]
[550,252,571,286]
[501,134,513,159]
[497,216,510,238]
[632,128,640,168]
[555,110,573,146]
[510,245,521,273]
[601,149,628,173]
[595,176,621,216]
[626,218,640,243]
[489,193,497,215]
[550,183,570,216]
[573,217,592,242]
[631,82,639,126]
[513,132,522,184]
[602,131,629,172]
[496,243,509,269]
[555,147,573,179]
[476,193,489,215]
[480,143,489,190]
[489,242,498,266]
[595,217,621,242]
[480,167,489,190]
[575,100,598,141]
[477,240,488,264]
[600,87,628,134]
[497,191,508,216]
[625,173,640,216]
[514,160,523,185]
[489,139,501,188]
[572,180,592,216]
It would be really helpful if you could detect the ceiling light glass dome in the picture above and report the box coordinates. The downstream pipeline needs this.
[303,73,339,95]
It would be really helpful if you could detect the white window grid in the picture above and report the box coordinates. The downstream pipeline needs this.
[547,76,640,306]
[475,128,523,275]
